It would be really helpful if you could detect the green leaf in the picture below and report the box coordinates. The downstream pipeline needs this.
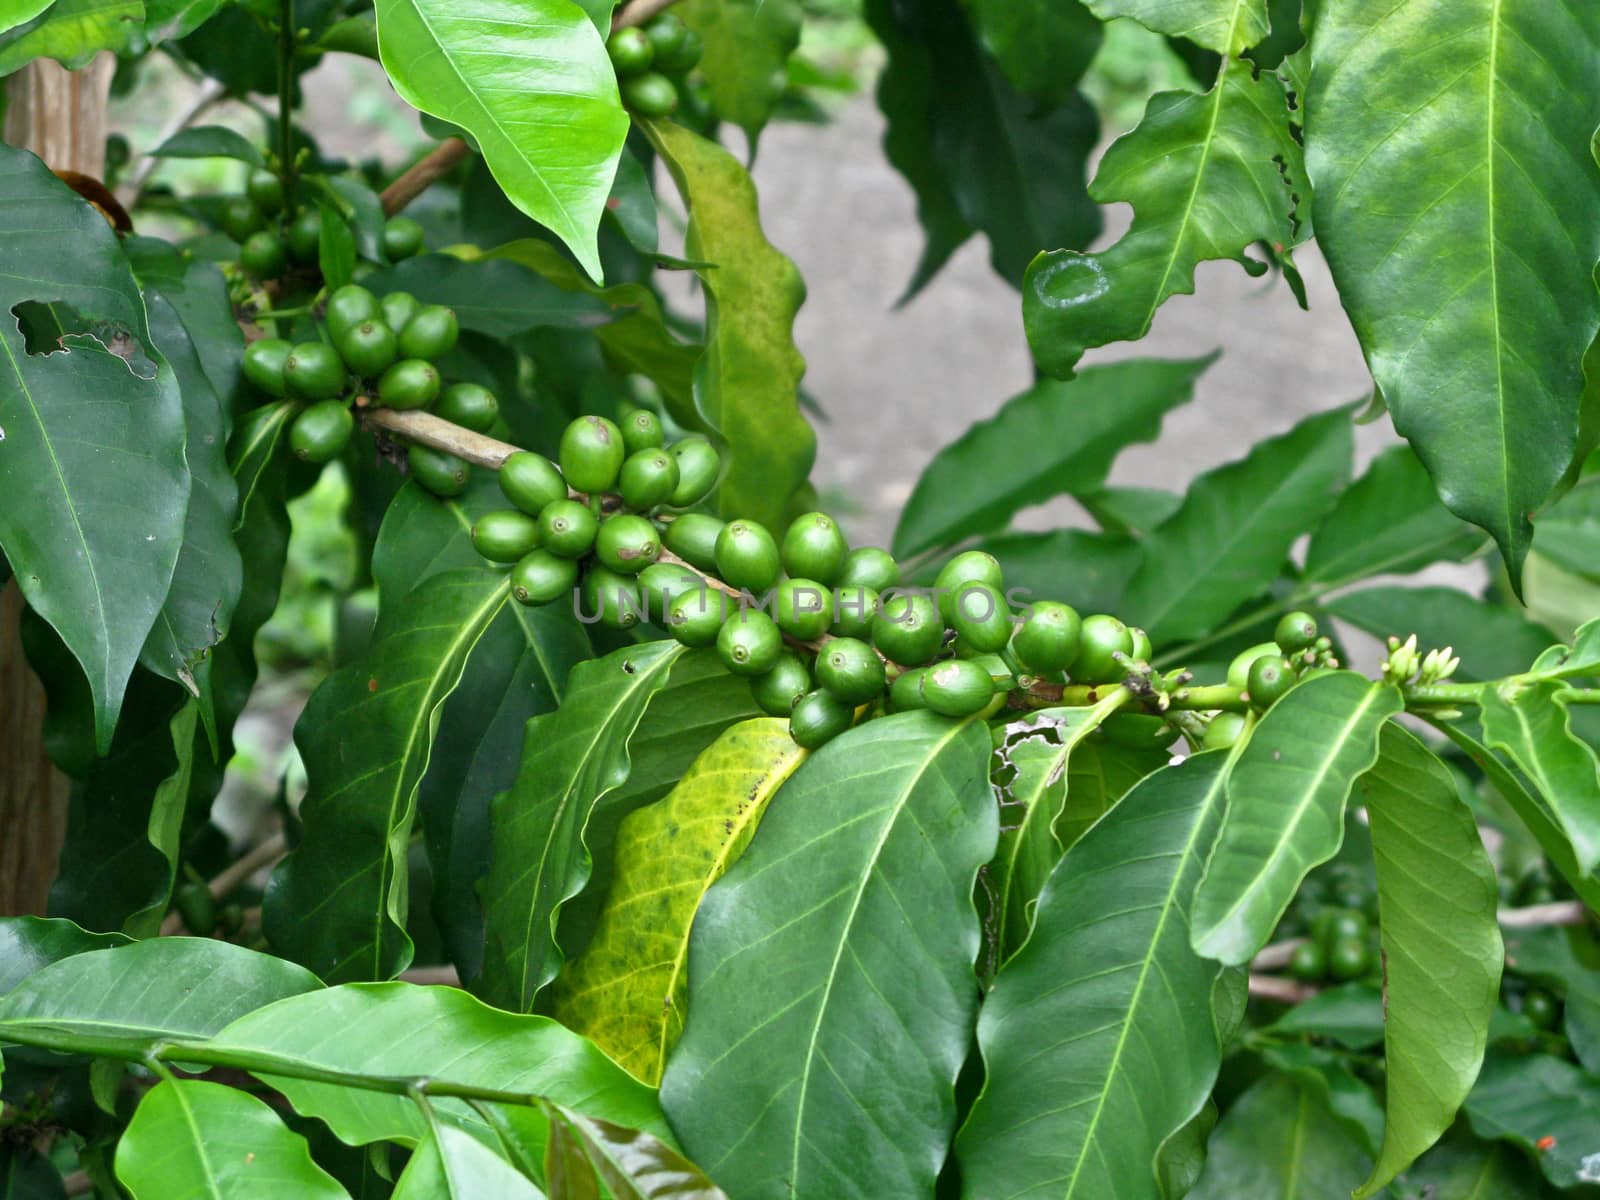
[1465,1051,1600,1190]
[1122,407,1351,646]
[1533,480,1600,583]
[1023,62,1303,377]
[0,1145,64,1199]
[116,1079,349,1200]
[318,175,390,266]
[1257,1043,1386,1157]
[150,124,263,165]
[1480,679,1600,875]
[1058,738,1170,851]
[215,982,668,1157]
[959,0,1103,108]
[892,356,1212,559]
[1303,444,1486,586]
[0,146,189,752]
[956,751,1235,1200]
[1400,1127,1565,1200]
[552,719,806,1084]
[865,0,1102,294]
[549,1106,730,1200]
[366,254,609,338]
[0,0,53,37]
[1077,486,1183,538]
[1084,0,1270,54]
[1502,927,1600,1075]
[660,714,996,1200]
[478,641,693,1012]
[1303,0,1600,585]
[143,0,226,43]
[263,569,514,983]
[393,1123,541,1199]
[1354,725,1503,1196]
[959,528,1144,617]
[317,199,357,293]
[1326,586,1558,683]
[373,0,629,281]
[1264,982,1386,1050]
[0,917,126,998]
[0,939,320,1055]
[1188,1072,1372,1198]
[678,0,801,144]
[1192,672,1401,964]
[0,0,142,72]
[125,236,245,413]
[644,120,813,530]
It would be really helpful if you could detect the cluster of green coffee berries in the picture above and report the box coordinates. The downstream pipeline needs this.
[606,12,704,118]
[1287,904,1377,985]
[222,168,427,283]
[241,283,483,474]
[1200,611,1341,749]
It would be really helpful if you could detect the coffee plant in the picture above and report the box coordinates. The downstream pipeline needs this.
[2,0,1599,1196]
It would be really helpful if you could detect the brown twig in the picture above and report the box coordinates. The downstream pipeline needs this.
[1249,974,1317,1004]
[365,406,519,468]
[1499,900,1587,929]
[160,832,288,936]
[612,0,679,30]
[400,965,462,986]
[379,137,470,216]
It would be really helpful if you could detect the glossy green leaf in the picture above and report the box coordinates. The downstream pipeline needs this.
[0,1145,64,1199]
[679,0,801,143]
[1465,1051,1600,1190]
[0,146,188,753]
[1023,62,1303,377]
[1399,1127,1565,1200]
[1257,1043,1386,1157]
[1122,407,1351,646]
[116,1079,349,1200]
[374,0,629,281]
[0,0,142,72]
[0,939,319,1055]
[1265,982,1386,1050]
[143,0,226,43]
[264,569,514,983]
[478,641,694,1012]
[0,0,53,37]
[553,719,805,1084]
[1502,926,1600,1075]
[957,752,1235,1200]
[644,120,812,529]
[1058,738,1170,851]
[893,356,1212,559]
[1304,0,1600,585]
[0,917,126,998]
[1187,1072,1371,1198]
[317,199,357,293]
[393,1123,542,1200]
[1192,672,1401,964]
[150,124,263,165]
[1480,679,1600,875]
[960,528,1144,618]
[125,236,244,414]
[866,0,1101,294]
[1085,0,1270,54]
[1354,725,1503,1196]
[1533,480,1600,583]
[1077,486,1183,539]
[366,254,610,338]
[1327,586,1558,683]
[959,0,1103,108]
[215,983,668,1157]
[660,714,996,1200]
[550,1106,729,1200]
[1303,444,1485,585]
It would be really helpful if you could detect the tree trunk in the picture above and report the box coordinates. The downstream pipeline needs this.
[1,54,113,915]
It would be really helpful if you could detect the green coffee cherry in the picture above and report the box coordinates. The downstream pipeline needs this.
[668,437,720,507]
[219,902,245,937]
[499,452,567,516]
[889,667,929,712]
[287,208,323,263]
[1128,627,1153,665]
[621,408,664,454]
[935,552,1005,624]
[638,562,703,612]
[949,582,1011,654]
[816,638,885,705]
[1101,713,1173,751]
[174,881,217,936]
[751,652,811,717]
[382,216,426,261]
[539,499,599,559]
[242,338,293,396]
[335,321,397,379]
[582,565,645,630]
[472,509,542,563]
[644,12,688,59]
[240,231,287,279]
[1011,602,1081,673]
[283,342,347,401]
[839,546,900,592]
[774,578,833,640]
[653,24,702,73]
[397,305,459,361]
[714,520,782,592]
[662,512,723,571]
[666,588,727,647]
[436,382,499,432]
[789,689,853,749]
[1227,642,1282,690]
[1327,935,1371,981]
[380,291,420,333]
[920,659,996,717]
[781,512,848,584]
[830,585,878,639]
[560,415,626,494]
[606,25,654,74]
[1289,941,1327,982]
[220,195,264,242]
[1202,711,1248,750]
[1275,611,1319,654]
[1315,907,1368,946]
[1521,988,1561,1032]
[622,72,678,117]
[594,514,662,574]
[1073,615,1134,684]
[1246,654,1295,710]
[718,610,784,677]
[618,448,679,510]
[289,400,354,464]
[511,550,578,606]
[408,445,469,496]
[325,284,379,340]
[872,592,943,666]
[247,169,284,214]
[378,359,440,410]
